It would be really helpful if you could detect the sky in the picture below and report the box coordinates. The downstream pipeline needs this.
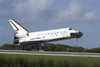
[0,0,100,48]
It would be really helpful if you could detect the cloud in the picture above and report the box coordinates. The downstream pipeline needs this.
[1,0,99,24]
[58,0,81,20]
[16,0,52,14]
[56,0,82,22]
[84,12,95,19]
[16,0,53,21]
[14,0,100,23]
[55,0,100,23]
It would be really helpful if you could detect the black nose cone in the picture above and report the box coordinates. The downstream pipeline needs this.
[71,31,83,38]
[77,32,83,38]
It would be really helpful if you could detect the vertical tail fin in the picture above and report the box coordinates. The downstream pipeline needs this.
[8,19,29,37]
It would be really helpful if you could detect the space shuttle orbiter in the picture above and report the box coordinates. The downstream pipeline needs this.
[9,19,83,49]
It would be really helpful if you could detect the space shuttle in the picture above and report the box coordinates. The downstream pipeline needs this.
[8,19,83,48]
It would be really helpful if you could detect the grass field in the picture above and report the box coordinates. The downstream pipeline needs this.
[0,54,100,67]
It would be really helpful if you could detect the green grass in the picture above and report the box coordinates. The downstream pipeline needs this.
[0,54,100,67]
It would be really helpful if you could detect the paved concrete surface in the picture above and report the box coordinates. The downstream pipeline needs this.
[0,50,100,57]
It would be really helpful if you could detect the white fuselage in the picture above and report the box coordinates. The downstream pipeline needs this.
[19,28,78,43]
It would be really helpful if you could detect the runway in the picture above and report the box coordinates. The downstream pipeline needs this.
[0,50,100,57]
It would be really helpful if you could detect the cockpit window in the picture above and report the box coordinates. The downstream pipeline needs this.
[69,28,72,30]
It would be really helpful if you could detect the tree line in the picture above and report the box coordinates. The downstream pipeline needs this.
[0,43,100,53]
